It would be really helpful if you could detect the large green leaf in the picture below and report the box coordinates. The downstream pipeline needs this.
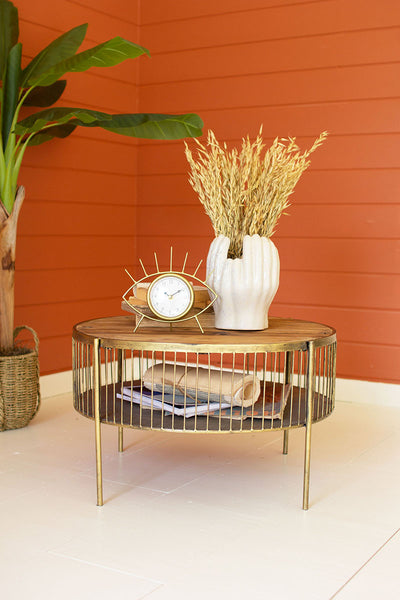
[27,122,77,146]
[0,0,19,80]
[20,24,87,88]
[23,80,67,107]
[2,42,21,148]
[16,109,203,141]
[29,37,149,87]
[80,113,204,140]
[15,107,112,135]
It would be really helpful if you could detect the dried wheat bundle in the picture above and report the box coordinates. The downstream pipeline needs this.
[185,128,328,258]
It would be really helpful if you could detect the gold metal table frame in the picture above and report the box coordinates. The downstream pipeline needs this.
[72,316,336,509]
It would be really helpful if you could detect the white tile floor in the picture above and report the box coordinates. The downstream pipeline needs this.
[1,393,399,600]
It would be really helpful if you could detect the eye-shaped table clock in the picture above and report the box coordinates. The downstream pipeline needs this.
[122,249,217,333]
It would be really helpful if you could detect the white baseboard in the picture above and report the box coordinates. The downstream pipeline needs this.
[335,378,399,408]
[40,370,73,399]
[40,369,399,408]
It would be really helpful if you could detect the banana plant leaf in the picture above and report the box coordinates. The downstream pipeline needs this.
[25,36,149,88]
[20,24,87,88]
[16,108,203,143]
[0,0,19,78]
[15,107,112,135]
[27,123,78,146]
[80,113,204,140]
[2,41,21,146]
[22,80,67,107]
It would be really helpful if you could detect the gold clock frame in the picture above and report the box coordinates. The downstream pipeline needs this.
[147,272,195,321]
[122,248,217,333]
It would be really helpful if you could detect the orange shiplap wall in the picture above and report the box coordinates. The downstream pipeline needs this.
[14,0,141,373]
[137,0,400,384]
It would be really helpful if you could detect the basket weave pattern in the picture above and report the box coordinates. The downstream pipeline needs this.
[0,326,40,431]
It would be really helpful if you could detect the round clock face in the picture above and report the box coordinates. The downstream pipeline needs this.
[147,274,194,320]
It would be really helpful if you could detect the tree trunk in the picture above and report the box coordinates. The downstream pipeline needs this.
[0,186,25,351]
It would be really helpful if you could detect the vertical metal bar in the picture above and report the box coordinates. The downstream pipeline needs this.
[250,353,257,430]
[332,342,337,411]
[297,350,303,425]
[317,347,322,419]
[228,352,234,432]
[117,348,124,452]
[104,347,109,423]
[93,338,103,506]
[79,343,84,412]
[206,352,211,431]
[271,352,277,428]
[132,350,136,426]
[172,352,177,431]
[323,345,328,417]
[261,352,267,431]
[303,340,315,510]
[161,351,166,430]
[327,344,332,413]
[219,353,224,431]
[111,349,115,425]
[283,351,293,454]
[72,339,76,404]
[85,344,91,414]
[194,352,199,432]
[183,352,188,432]
[240,353,246,429]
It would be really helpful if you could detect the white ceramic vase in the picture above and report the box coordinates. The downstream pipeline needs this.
[206,234,280,330]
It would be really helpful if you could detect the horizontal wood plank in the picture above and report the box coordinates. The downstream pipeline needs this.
[22,133,138,174]
[135,203,400,239]
[273,304,400,347]
[275,271,400,311]
[19,2,139,51]
[335,341,400,383]
[15,267,131,306]
[140,0,399,27]
[20,166,138,205]
[139,29,400,84]
[136,170,400,206]
[137,131,400,174]
[141,0,400,52]
[18,236,136,271]
[140,64,400,113]
[19,202,136,236]
[141,0,328,24]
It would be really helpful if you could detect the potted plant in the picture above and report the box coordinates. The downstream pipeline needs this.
[185,129,326,330]
[0,0,203,430]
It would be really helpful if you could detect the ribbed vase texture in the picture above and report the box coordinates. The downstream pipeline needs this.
[206,234,280,330]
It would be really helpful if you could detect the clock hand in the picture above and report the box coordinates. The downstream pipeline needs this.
[170,289,183,297]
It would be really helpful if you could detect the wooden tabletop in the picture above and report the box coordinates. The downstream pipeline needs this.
[73,315,336,351]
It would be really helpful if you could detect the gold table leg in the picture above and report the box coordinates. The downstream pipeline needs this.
[118,426,124,453]
[283,430,289,455]
[303,341,315,510]
[93,338,103,506]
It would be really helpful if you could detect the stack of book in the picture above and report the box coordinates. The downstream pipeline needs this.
[117,381,291,420]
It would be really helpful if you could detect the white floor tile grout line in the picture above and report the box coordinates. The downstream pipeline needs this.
[137,585,165,600]
[48,550,164,586]
[329,527,400,599]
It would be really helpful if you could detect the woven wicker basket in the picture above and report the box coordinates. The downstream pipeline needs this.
[0,326,40,431]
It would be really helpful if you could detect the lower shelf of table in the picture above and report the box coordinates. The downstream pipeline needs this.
[74,381,334,433]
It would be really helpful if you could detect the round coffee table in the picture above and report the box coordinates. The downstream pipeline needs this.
[72,316,336,509]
